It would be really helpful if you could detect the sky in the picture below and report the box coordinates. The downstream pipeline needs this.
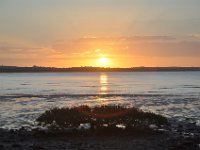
[0,0,200,67]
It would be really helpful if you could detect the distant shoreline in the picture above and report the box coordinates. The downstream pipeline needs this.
[1,66,200,73]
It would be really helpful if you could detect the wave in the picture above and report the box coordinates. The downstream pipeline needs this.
[0,93,198,100]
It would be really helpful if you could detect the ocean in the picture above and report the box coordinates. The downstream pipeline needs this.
[0,72,200,129]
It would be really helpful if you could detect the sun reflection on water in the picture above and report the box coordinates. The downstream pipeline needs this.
[99,73,108,95]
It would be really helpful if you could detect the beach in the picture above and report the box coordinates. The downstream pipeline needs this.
[0,129,168,150]
[0,120,200,150]
[0,72,200,149]
[1,0,200,149]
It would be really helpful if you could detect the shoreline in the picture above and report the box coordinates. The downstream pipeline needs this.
[1,66,200,73]
[0,119,200,150]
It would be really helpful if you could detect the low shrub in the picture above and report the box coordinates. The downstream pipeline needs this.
[36,105,168,131]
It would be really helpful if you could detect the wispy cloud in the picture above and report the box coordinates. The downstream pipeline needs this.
[76,35,175,42]
[0,42,44,55]
[50,35,200,58]
[188,33,200,38]
[1,35,200,67]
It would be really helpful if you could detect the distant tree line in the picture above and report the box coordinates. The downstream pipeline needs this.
[0,66,200,72]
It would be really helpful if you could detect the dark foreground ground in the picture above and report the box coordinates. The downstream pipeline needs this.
[0,121,200,150]
[0,130,168,150]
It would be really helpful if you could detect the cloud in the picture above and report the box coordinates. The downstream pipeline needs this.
[33,35,199,64]
[0,42,42,54]
[126,41,200,57]
[0,41,70,61]
[124,36,175,41]
[188,33,200,38]
[51,35,176,55]
[50,35,200,58]
[72,48,103,58]
[1,35,200,67]
[76,35,175,43]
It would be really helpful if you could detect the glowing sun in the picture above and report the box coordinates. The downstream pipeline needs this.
[99,57,109,67]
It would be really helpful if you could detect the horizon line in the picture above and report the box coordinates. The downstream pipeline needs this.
[1,65,200,68]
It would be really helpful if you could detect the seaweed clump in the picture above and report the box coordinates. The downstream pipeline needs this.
[36,105,168,132]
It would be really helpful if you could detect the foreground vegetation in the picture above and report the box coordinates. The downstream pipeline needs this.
[36,105,168,132]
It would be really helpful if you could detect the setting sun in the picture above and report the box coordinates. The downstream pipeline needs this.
[99,57,109,67]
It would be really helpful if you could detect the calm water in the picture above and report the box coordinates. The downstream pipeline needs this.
[0,72,200,129]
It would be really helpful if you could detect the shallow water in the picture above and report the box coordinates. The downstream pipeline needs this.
[0,72,200,129]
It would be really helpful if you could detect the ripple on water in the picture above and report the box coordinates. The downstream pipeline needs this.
[0,94,200,129]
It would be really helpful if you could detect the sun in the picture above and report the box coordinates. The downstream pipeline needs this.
[99,57,109,67]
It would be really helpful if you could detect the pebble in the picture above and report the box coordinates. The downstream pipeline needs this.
[149,124,158,129]
[157,129,167,132]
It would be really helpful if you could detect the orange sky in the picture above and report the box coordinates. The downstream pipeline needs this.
[1,0,200,67]
[1,36,200,67]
